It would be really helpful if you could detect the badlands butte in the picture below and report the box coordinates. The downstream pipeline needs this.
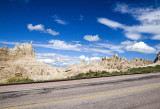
[0,42,160,83]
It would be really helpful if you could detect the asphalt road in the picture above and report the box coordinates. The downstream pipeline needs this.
[0,72,160,109]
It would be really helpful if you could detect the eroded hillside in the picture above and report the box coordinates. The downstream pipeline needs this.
[0,42,157,83]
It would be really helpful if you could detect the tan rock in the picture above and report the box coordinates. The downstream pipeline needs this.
[0,42,67,83]
[0,42,155,83]
[146,51,160,67]
[66,53,153,74]
[154,52,160,63]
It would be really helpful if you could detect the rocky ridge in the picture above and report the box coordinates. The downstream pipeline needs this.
[0,42,156,83]
[65,53,153,76]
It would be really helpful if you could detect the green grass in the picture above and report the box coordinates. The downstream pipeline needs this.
[68,65,160,79]
[7,77,34,84]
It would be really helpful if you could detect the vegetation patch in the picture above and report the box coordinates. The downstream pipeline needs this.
[7,77,34,84]
[68,65,160,79]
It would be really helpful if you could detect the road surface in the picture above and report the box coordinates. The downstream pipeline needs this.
[0,72,160,109]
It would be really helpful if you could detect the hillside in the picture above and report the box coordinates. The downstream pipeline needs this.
[0,42,157,83]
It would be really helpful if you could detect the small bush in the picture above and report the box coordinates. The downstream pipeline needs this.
[7,77,34,84]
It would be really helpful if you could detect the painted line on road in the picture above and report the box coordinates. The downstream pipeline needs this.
[1,84,160,109]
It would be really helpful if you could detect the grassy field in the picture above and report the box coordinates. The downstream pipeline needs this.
[1,65,160,84]
[68,65,160,79]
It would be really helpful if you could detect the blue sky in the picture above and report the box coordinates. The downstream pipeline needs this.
[0,0,160,67]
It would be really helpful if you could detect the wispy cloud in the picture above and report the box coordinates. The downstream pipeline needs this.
[47,39,81,51]
[97,18,125,29]
[54,19,67,25]
[124,33,142,40]
[0,40,125,55]
[114,3,160,40]
[84,34,100,42]
[98,3,160,40]
[152,34,160,40]
[0,41,22,45]
[27,24,59,36]
[1,40,157,54]
[34,40,115,55]
[45,29,59,36]
[97,43,124,53]
[52,15,68,25]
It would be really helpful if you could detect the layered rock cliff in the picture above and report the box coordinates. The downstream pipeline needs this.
[65,53,153,76]
[0,42,66,83]
[0,42,34,61]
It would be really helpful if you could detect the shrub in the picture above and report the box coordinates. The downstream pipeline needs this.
[7,77,34,84]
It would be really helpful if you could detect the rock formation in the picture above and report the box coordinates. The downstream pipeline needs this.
[0,42,155,83]
[0,42,66,83]
[66,53,153,74]
[0,42,34,61]
[154,52,160,63]
[147,52,160,67]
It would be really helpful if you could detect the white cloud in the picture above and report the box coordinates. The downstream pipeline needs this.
[113,3,160,40]
[125,25,160,35]
[97,18,125,29]
[151,34,160,40]
[27,24,44,31]
[54,19,67,25]
[92,53,99,56]
[138,9,160,25]
[125,41,156,53]
[36,53,80,67]
[97,43,124,53]
[121,40,137,46]
[36,53,101,67]
[90,57,101,61]
[97,18,143,40]
[98,3,160,40]
[114,3,152,18]
[53,15,67,25]
[79,55,90,61]
[42,59,54,64]
[155,44,160,52]
[79,55,101,62]
[45,29,59,36]
[124,33,142,40]
[27,24,59,36]
[48,39,81,51]
[84,34,100,41]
